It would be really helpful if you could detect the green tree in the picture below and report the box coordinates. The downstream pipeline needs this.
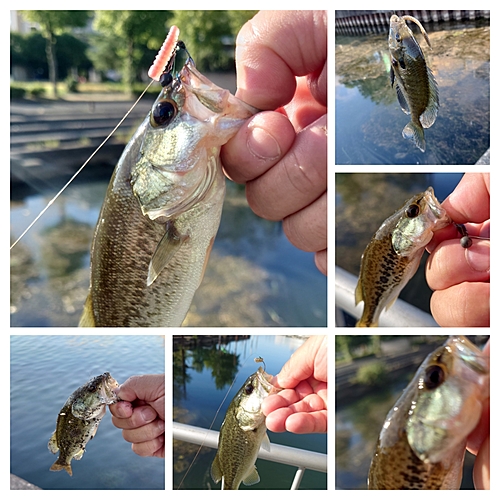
[92,11,172,95]
[170,10,257,71]
[19,10,91,97]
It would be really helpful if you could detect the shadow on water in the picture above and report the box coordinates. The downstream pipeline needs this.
[335,20,490,164]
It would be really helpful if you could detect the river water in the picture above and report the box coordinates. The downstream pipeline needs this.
[336,20,490,164]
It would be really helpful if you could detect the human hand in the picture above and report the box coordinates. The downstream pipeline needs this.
[109,374,165,458]
[466,339,490,489]
[222,10,327,275]
[426,173,490,326]
[262,335,327,433]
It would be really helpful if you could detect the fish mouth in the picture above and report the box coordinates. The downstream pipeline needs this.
[256,367,281,395]
[100,373,120,403]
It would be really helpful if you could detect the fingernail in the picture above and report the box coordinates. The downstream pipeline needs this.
[466,240,490,273]
[247,126,281,160]
[141,407,156,423]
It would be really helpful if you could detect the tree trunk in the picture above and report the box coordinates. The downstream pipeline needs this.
[45,31,58,98]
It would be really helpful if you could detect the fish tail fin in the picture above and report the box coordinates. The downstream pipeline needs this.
[50,460,73,476]
[403,120,426,152]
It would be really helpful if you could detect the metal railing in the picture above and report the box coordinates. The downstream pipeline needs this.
[173,421,327,490]
[335,265,439,327]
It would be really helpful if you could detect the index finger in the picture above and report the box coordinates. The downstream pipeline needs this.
[235,10,327,109]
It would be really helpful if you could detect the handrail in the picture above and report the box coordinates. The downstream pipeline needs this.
[173,421,327,490]
[335,265,439,327]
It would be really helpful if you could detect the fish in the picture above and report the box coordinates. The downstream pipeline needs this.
[79,39,257,327]
[368,336,489,489]
[48,372,120,476]
[355,187,450,327]
[388,14,439,152]
[211,366,277,490]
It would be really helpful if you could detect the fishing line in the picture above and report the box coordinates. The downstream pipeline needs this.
[10,80,156,250]
[176,352,265,490]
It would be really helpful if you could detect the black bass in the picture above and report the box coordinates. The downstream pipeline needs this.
[79,39,256,327]
[388,14,439,152]
[48,372,119,476]
[368,336,489,489]
[211,366,277,490]
[355,187,450,327]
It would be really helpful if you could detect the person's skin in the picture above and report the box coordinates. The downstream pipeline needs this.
[109,374,165,458]
[466,339,490,490]
[262,335,327,434]
[222,10,327,275]
[426,173,490,326]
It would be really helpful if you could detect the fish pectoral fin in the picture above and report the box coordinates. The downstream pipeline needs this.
[147,222,189,286]
[48,431,59,454]
[210,454,222,484]
[242,466,260,486]
[354,279,364,306]
[260,432,271,452]
[78,294,95,327]
[395,84,411,115]
[73,448,85,461]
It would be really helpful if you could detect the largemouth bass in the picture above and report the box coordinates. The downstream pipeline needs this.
[388,15,439,152]
[368,336,489,489]
[48,372,119,476]
[79,40,256,327]
[211,366,277,490]
[355,187,450,327]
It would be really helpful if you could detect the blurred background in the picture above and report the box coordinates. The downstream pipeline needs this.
[10,10,327,327]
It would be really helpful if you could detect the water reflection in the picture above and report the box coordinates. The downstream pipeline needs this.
[336,23,490,163]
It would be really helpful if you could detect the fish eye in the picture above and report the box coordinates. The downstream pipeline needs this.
[151,98,178,128]
[395,33,401,42]
[406,204,420,218]
[423,365,445,389]
[244,384,254,395]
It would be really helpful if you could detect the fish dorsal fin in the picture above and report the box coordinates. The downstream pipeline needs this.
[260,432,271,452]
[420,67,439,128]
[242,465,260,486]
[147,221,189,286]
